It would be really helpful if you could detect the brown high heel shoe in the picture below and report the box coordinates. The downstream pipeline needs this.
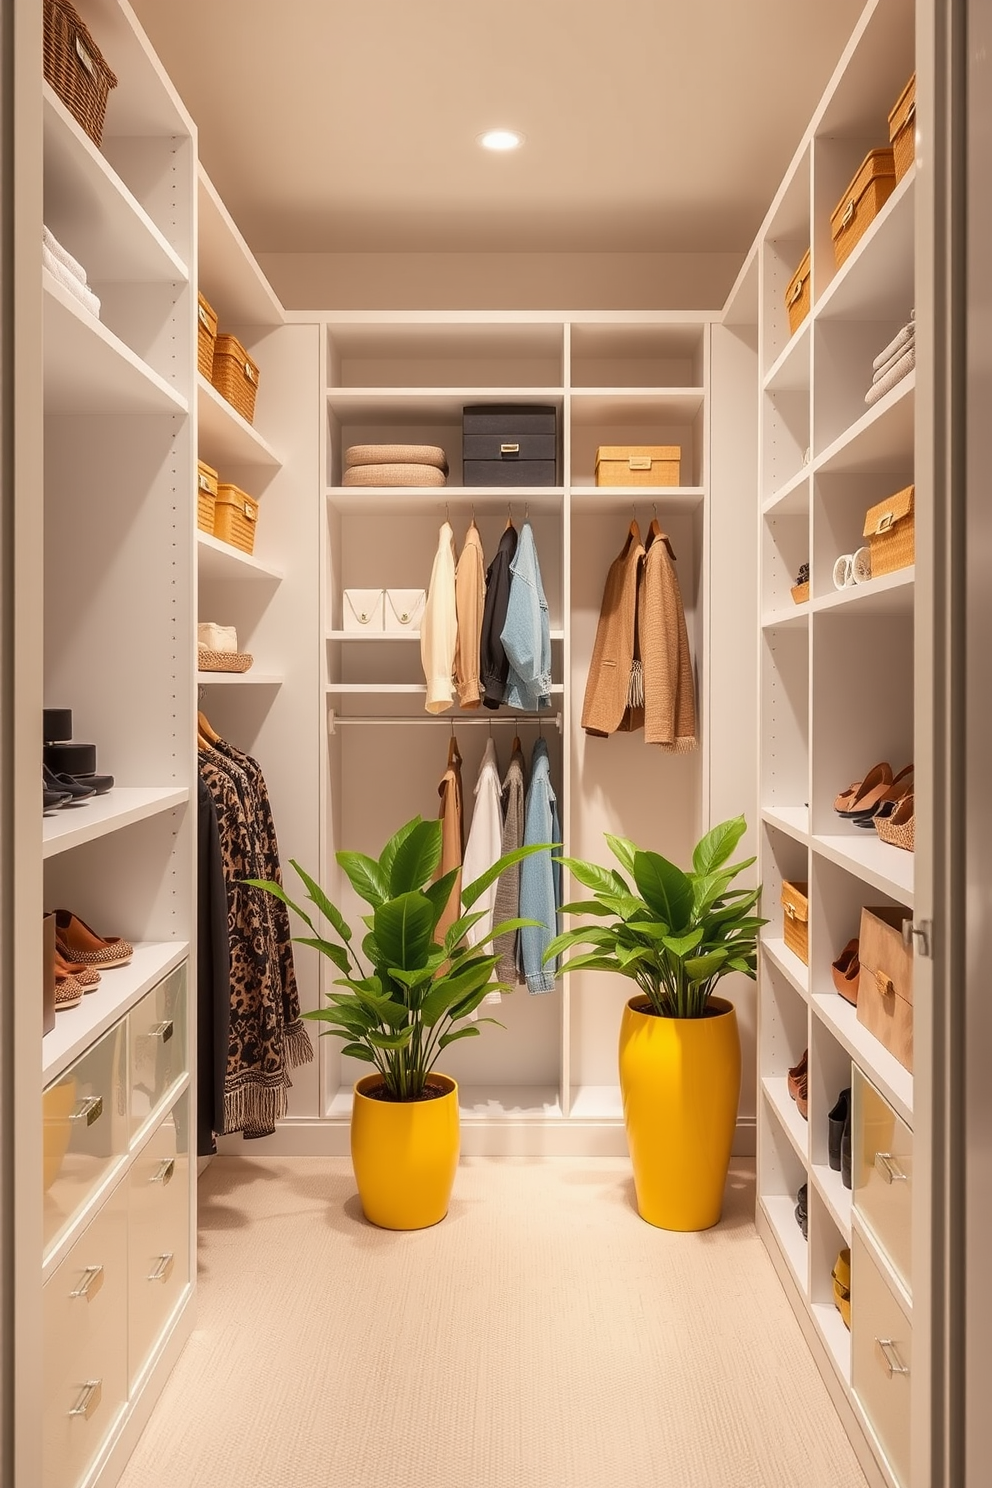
[54,909,132,968]
[54,949,100,991]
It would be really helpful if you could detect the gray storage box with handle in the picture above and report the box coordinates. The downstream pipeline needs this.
[462,404,557,486]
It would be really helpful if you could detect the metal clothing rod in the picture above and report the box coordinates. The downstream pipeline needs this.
[328,712,562,734]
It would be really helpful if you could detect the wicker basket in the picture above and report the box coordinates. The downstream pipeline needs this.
[785,250,811,335]
[830,149,897,268]
[196,460,218,535]
[594,446,681,487]
[197,293,218,381]
[43,0,118,148]
[863,484,914,576]
[211,335,260,424]
[781,880,809,964]
[889,74,916,184]
[197,648,254,674]
[790,581,810,605]
[213,483,259,555]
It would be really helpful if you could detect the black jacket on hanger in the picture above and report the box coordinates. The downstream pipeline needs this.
[480,522,518,708]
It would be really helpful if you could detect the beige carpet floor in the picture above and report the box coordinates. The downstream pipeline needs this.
[118,1157,868,1488]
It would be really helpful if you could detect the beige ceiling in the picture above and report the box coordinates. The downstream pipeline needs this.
[132,0,865,257]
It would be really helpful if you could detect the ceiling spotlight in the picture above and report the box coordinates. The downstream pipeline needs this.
[478,129,524,151]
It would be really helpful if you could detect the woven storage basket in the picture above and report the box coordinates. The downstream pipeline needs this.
[889,74,916,184]
[196,460,218,535]
[44,0,117,148]
[781,880,809,964]
[830,149,897,268]
[197,293,218,380]
[790,581,810,605]
[342,463,447,488]
[863,484,914,575]
[594,446,681,487]
[213,483,259,555]
[785,250,811,335]
[211,335,260,424]
[345,443,448,472]
[197,648,254,674]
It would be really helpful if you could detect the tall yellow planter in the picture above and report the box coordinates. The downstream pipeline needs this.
[350,1073,460,1230]
[619,994,741,1231]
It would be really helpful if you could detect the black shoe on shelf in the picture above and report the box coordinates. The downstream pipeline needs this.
[43,763,95,803]
[841,1100,853,1190]
[828,1088,851,1172]
[74,772,114,795]
[795,1182,808,1239]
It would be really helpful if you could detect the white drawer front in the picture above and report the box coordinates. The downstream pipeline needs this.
[44,1021,128,1257]
[43,1180,128,1488]
[129,962,187,1139]
[853,1068,913,1293]
[128,1091,190,1389]
[852,1231,912,1488]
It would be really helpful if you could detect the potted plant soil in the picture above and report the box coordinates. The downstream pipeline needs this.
[545,815,764,1231]
[252,816,544,1230]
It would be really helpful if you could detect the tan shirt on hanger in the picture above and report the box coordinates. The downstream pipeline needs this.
[454,520,486,708]
[435,735,464,943]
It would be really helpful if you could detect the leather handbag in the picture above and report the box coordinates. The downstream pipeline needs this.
[342,589,384,633]
[383,588,426,635]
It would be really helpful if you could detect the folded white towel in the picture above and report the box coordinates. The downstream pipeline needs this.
[866,343,915,406]
[872,321,915,371]
[872,332,915,384]
[43,226,88,285]
[42,246,102,318]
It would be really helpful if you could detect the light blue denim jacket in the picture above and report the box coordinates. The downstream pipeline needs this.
[518,739,561,994]
[500,521,552,712]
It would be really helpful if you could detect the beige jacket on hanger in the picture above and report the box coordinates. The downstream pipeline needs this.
[580,520,646,736]
[421,520,458,713]
[435,735,464,942]
[639,521,697,751]
[454,520,485,708]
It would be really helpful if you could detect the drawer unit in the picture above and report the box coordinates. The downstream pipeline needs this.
[128,1091,191,1389]
[44,1021,128,1256]
[462,403,558,486]
[43,1180,129,1488]
[129,962,187,1139]
[852,1230,912,1488]
[853,1068,912,1293]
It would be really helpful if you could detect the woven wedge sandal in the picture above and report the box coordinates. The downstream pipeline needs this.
[875,792,915,851]
[54,909,132,968]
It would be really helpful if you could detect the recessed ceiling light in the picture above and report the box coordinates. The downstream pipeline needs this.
[478,129,524,152]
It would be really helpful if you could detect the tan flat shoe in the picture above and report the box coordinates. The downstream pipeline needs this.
[835,761,893,818]
[54,973,84,1010]
[54,949,100,990]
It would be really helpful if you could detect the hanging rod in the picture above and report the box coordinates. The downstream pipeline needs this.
[328,711,562,734]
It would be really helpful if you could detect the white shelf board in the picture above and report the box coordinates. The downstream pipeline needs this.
[325,629,565,642]
[810,1159,853,1245]
[811,993,913,1126]
[327,388,565,421]
[197,166,283,327]
[762,466,810,515]
[762,604,809,630]
[761,1077,809,1163]
[43,787,188,860]
[811,1302,852,1387]
[761,805,810,843]
[814,171,916,323]
[196,672,283,686]
[761,937,810,999]
[326,683,565,696]
[197,375,281,469]
[852,1211,914,1317]
[197,533,284,582]
[568,388,705,423]
[43,941,189,1085]
[327,1084,563,1121]
[43,85,189,283]
[326,486,564,515]
[813,375,915,476]
[813,568,914,616]
[569,486,704,515]
[763,319,811,393]
[761,1195,809,1295]
[43,272,187,417]
[568,1085,624,1121]
[811,832,914,904]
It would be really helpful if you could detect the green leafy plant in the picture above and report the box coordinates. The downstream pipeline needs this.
[544,815,765,1019]
[249,816,548,1101]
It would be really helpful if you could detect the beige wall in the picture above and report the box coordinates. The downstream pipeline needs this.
[258,251,742,313]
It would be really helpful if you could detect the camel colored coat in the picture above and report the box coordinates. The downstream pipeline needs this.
[639,523,697,751]
[581,521,646,736]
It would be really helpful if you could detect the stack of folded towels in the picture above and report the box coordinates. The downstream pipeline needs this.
[42,226,101,319]
[866,310,915,406]
[342,444,448,488]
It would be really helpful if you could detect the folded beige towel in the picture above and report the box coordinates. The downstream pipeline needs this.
[866,344,915,406]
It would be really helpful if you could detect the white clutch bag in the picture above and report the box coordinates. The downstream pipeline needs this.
[342,589,384,632]
[383,588,426,635]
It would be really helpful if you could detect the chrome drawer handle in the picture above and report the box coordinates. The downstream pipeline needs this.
[70,1096,103,1126]
[148,1252,175,1284]
[875,1338,910,1378]
[875,1151,909,1184]
[149,1020,174,1043]
[151,1159,175,1186]
[69,1264,104,1301]
[68,1379,102,1419]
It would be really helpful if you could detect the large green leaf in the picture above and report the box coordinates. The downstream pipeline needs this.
[471,917,543,951]
[625,921,674,941]
[691,816,747,876]
[438,1026,481,1049]
[377,817,422,887]
[367,1028,414,1050]
[600,893,652,923]
[336,851,387,908]
[373,893,435,971]
[556,951,625,973]
[660,929,704,958]
[558,857,629,899]
[603,833,638,876]
[420,962,495,1026]
[387,966,436,992]
[462,842,551,909]
[443,910,487,955]
[424,869,460,929]
[293,937,350,974]
[633,851,693,932]
[559,899,615,918]
[243,878,315,932]
[289,860,353,943]
[339,1042,376,1063]
[543,927,616,961]
[389,819,443,895]
[684,950,730,981]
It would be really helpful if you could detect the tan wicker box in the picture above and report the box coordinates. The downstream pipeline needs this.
[214,483,259,555]
[44,0,117,148]
[197,293,218,381]
[863,484,914,576]
[830,149,897,268]
[888,74,916,184]
[196,460,218,535]
[781,880,809,965]
[857,905,913,1072]
[785,250,811,335]
[594,446,681,488]
[790,581,810,605]
[211,335,260,424]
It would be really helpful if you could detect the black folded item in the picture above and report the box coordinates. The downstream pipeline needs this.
[795,1182,808,1239]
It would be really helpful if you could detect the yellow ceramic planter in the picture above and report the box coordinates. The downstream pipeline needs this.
[618,995,741,1231]
[351,1073,460,1230]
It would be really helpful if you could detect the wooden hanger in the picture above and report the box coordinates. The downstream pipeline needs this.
[646,517,677,560]
[512,733,521,755]
[198,709,221,745]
